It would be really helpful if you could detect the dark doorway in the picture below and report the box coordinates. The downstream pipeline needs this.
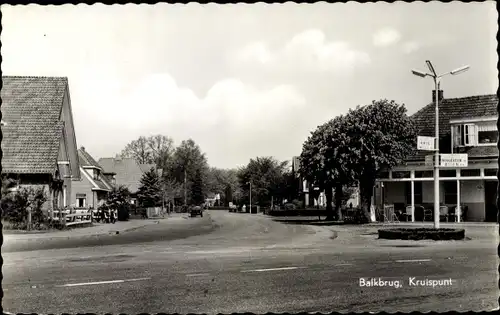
[484,181,498,222]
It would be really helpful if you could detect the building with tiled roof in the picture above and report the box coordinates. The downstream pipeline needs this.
[1,76,81,215]
[97,156,157,205]
[70,147,114,209]
[376,93,498,223]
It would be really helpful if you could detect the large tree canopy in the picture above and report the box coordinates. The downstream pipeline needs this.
[341,99,417,221]
[237,157,289,207]
[121,135,175,169]
[299,115,356,220]
[166,139,209,205]
[205,167,241,206]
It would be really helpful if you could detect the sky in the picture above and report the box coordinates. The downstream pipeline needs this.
[1,2,498,169]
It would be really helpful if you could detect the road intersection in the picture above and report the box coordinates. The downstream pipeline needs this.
[2,211,498,313]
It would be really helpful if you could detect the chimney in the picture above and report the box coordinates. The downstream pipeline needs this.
[80,146,85,151]
[432,90,444,102]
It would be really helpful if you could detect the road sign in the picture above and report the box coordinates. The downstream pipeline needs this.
[425,155,435,166]
[417,136,436,151]
[439,154,468,167]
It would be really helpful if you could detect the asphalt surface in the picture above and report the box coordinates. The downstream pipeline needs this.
[2,211,499,313]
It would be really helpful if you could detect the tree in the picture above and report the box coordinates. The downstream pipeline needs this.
[237,157,289,207]
[121,136,152,164]
[340,100,417,222]
[167,139,209,205]
[147,135,175,170]
[204,167,242,206]
[137,168,162,208]
[299,116,355,220]
[224,184,233,206]
[121,135,175,169]
[191,168,205,205]
[104,185,131,221]
[161,177,183,210]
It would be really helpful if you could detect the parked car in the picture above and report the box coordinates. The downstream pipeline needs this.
[190,205,203,217]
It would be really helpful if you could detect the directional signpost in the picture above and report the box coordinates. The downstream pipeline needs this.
[417,136,436,151]
[425,155,435,166]
[439,154,468,168]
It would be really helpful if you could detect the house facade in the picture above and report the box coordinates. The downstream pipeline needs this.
[374,94,498,222]
[71,147,114,209]
[1,76,81,216]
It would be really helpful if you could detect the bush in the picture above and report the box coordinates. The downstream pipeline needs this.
[378,228,465,240]
[1,186,48,229]
[117,206,130,221]
[284,203,296,210]
[291,199,302,209]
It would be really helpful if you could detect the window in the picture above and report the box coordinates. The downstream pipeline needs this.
[76,194,86,208]
[460,169,480,177]
[405,182,423,204]
[454,124,477,147]
[484,169,497,177]
[478,130,498,145]
[439,170,456,177]
[415,171,433,178]
[392,171,411,179]
[93,169,100,181]
[444,181,457,205]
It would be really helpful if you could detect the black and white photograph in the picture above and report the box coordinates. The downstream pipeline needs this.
[1,1,498,313]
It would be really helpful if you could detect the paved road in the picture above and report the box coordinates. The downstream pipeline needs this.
[2,211,498,313]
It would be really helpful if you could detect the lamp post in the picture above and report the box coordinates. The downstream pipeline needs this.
[411,61,469,229]
[247,181,252,213]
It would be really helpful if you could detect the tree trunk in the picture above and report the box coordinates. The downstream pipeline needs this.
[325,184,334,221]
[359,177,375,223]
[183,169,187,206]
[334,183,343,221]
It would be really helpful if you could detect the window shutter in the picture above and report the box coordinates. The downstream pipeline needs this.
[466,124,477,146]
[453,125,461,147]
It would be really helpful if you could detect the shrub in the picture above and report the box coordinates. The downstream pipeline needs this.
[118,205,130,221]
[1,186,48,229]
[291,199,302,209]
[284,203,296,210]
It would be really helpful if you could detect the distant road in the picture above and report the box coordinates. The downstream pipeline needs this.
[3,211,498,313]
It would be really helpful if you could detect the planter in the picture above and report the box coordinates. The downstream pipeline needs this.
[378,228,465,241]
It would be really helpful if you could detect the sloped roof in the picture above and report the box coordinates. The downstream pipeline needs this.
[78,147,103,171]
[1,76,69,174]
[139,164,155,173]
[78,147,113,190]
[98,157,146,193]
[408,94,498,160]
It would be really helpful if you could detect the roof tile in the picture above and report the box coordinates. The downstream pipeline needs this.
[408,94,498,160]
[2,76,69,173]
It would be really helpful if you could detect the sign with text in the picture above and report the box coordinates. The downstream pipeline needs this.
[425,155,435,167]
[417,136,436,151]
[439,154,468,168]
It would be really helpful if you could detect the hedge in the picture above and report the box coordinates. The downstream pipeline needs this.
[378,228,465,240]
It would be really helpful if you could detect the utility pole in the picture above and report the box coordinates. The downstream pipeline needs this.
[412,61,469,229]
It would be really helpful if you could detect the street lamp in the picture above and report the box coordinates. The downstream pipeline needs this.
[246,181,252,213]
[411,61,470,229]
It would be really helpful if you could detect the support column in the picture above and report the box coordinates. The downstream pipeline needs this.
[410,170,415,222]
[456,169,461,223]
[63,186,67,207]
